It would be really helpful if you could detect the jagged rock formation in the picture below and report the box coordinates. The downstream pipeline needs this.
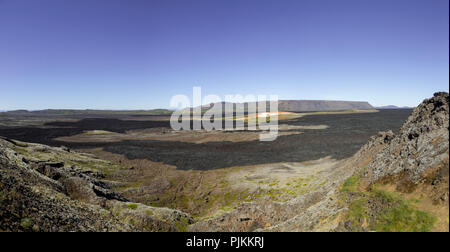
[0,137,193,232]
[360,92,449,202]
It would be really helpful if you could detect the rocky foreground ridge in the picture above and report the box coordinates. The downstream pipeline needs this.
[0,137,193,232]
[361,92,448,197]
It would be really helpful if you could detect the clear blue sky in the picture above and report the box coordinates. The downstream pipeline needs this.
[0,0,448,110]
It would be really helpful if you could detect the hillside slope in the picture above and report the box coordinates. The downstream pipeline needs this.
[0,137,193,232]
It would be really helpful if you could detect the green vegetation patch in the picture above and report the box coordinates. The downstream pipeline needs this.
[20,218,34,229]
[175,215,192,232]
[347,198,369,226]
[127,203,138,210]
[374,200,436,232]
[340,175,360,193]
[341,183,436,232]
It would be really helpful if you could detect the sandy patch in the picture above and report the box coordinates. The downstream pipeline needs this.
[226,157,339,198]
[54,124,328,144]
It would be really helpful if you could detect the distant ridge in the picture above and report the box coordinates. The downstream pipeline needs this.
[1,109,173,116]
[277,100,374,112]
[375,105,413,109]
[195,100,375,113]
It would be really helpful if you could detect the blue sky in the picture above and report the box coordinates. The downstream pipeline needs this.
[0,0,448,110]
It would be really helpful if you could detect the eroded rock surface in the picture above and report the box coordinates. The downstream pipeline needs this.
[0,137,193,232]
[362,92,449,200]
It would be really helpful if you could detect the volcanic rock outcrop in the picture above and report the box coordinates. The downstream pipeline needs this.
[0,137,193,232]
[360,92,449,202]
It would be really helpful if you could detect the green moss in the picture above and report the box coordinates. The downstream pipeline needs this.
[175,216,191,232]
[220,206,234,212]
[219,179,228,188]
[342,184,436,232]
[341,175,360,193]
[117,181,143,192]
[374,199,436,232]
[347,198,368,226]
[245,176,254,182]
[20,218,34,229]
[13,147,29,156]
[127,204,138,210]
[268,180,279,187]
[373,188,397,203]
[176,223,188,232]
[69,159,123,175]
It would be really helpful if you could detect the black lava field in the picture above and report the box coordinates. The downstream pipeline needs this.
[0,110,413,170]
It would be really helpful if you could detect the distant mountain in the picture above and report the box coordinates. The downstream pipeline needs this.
[277,100,374,112]
[2,109,173,116]
[192,100,375,113]
[2,109,29,114]
[376,105,413,109]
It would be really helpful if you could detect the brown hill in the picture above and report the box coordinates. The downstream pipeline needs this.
[277,100,374,112]
[194,100,374,114]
